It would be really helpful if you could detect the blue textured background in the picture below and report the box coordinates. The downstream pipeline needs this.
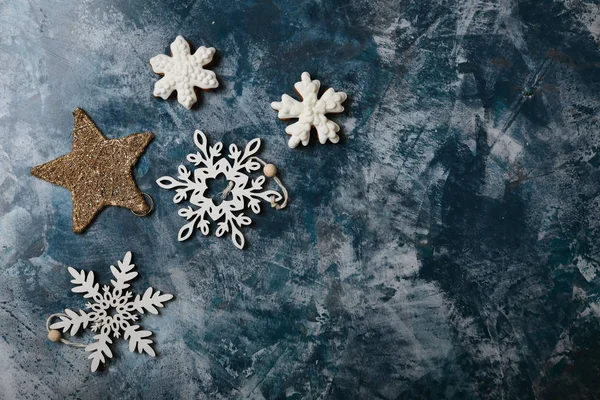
[1,0,600,398]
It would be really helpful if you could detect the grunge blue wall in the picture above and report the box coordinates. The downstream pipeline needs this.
[1,0,599,398]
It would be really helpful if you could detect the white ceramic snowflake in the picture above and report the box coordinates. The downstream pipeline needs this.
[156,130,282,249]
[150,35,218,109]
[49,252,173,372]
[271,72,348,148]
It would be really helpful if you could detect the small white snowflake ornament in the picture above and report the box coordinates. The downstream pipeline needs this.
[271,72,347,148]
[156,130,284,249]
[49,252,173,372]
[150,35,218,109]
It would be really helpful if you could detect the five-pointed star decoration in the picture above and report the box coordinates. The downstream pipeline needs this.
[31,108,153,233]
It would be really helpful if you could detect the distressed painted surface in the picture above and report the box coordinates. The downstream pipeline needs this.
[1,0,600,398]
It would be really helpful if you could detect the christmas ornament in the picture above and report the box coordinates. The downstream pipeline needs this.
[271,72,347,148]
[47,252,173,372]
[150,35,219,109]
[156,130,288,249]
[31,108,153,233]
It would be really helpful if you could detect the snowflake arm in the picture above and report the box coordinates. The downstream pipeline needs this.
[150,36,219,109]
[190,47,218,89]
[294,71,321,99]
[153,77,175,101]
[242,176,283,205]
[214,210,253,249]
[176,84,198,110]
[284,121,312,148]
[319,87,347,113]
[86,333,113,372]
[133,287,174,315]
[176,207,209,241]
[170,34,191,56]
[271,94,303,119]
[68,267,100,299]
[49,309,91,336]
[149,54,171,74]
[110,251,138,291]
[314,117,342,145]
[192,46,217,69]
[271,72,347,148]
[150,54,176,100]
[190,129,223,167]
[124,325,155,356]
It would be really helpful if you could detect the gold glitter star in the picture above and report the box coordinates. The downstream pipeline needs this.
[31,108,153,233]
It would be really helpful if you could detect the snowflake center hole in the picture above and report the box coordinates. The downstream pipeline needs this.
[205,173,233,205]
[106,307,118,318]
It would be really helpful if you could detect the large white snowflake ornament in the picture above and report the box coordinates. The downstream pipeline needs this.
[271,72,348,148]
[49,252,173,372]
[156,130,283,249]
[150,35,218,109]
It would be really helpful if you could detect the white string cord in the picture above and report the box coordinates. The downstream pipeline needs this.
[46,313,87,348]
[253,157,288,210]
[220,181,235,199]
[269,175,288,210]
[220,157,288,210]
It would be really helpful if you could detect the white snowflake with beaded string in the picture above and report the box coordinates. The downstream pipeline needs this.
[156,130,283,249]
[150,35,218,109]
[49,252,173,372]
[271,72,347,148]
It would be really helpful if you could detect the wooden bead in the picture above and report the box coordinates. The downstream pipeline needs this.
[48,330,62,342]
[263,163,277,178]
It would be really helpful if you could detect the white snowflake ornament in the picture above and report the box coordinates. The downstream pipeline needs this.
[156,130,285,249]
[150,35,218,109]
[49,252,173,372]
[271,72,347,148]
